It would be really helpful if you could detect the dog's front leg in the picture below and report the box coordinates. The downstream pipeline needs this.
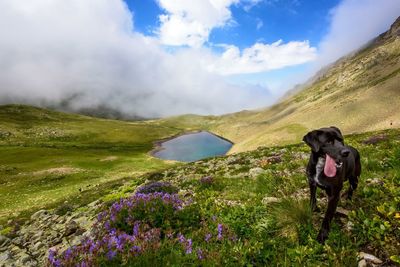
[309,181,319,212]
[317,189,340,243]
[343,175,358,200]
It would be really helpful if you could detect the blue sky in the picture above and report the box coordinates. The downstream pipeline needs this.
[1,0,399,117]
[122,0,342,94]
[126,0,340,48]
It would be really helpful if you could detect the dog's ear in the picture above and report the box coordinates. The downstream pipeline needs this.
[329,126,343,141]
[303,130,321,152]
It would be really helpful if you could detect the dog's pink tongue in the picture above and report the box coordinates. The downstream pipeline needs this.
[324,154,337,177]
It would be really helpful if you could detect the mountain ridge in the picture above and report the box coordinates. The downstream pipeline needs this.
[206,16,400,153]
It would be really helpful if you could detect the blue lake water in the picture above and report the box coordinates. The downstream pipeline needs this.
[153,131,233,162]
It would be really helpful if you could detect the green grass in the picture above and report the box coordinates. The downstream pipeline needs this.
[93,127,398,266]
[0,104,195,224]
[49,126,400,266]
[2,104,399,265]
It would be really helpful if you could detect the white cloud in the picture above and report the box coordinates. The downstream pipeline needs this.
[256,18,264,30]
[206,40,317,75]
[315,0,400,68]
[0,0,272,117]
[156,0,239,47]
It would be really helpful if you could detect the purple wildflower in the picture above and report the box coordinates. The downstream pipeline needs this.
[177,233,186,244]
[116,237,124,251]
[106,250,117,260]
[205,233,212,242]
[104,221,111,231]
[48,249,61,267]
[130,245,141,255]
[48,249,56,262]
[186,239,192,254]
[89,241,97,254]
[217,224,223,240]
[197,248,204,260]
[133,221,140,237]
[64,248,73,260]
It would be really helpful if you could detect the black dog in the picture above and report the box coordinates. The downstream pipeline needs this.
[303,126,361,243]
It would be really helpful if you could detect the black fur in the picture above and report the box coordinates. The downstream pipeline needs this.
[303,126,361,243]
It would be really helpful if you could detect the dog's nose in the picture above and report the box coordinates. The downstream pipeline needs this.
[341,149,350,157]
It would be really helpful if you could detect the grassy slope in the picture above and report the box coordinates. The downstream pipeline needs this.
[72,128,400,266]
[0,105,212,223]
[206,21,400,153]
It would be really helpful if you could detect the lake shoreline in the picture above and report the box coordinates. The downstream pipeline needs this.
[149,130,234,161]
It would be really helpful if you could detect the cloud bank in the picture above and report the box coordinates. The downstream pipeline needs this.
[0,0,317,118]
[1,0,396,118]
[0,0,272,117]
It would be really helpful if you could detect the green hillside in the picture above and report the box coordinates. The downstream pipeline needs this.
[208,17,400,153]
[0,104,210,223]
[3,128,399,266]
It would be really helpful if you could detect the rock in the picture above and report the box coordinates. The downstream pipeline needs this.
[11,236,23,246]
[358,252,383,265]
[358,259,367,267]
[32,231,43,242]
[0,251,12,262]
[9,245,21,254]
[362,135,387,145]
[0,235,10,248]
[20,253,31,264]
[33,241,44,251]
[31,210,49,220]
[366,178,384,186]
[68,235,83,247]
[48,236,62,247]
[345,221,354,231]
[64,220,79,236]
[336,207,350,217]
[87,200,101,208]
[262,197,280,204]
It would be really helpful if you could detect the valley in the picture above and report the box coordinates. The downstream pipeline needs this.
[0,15,399,267]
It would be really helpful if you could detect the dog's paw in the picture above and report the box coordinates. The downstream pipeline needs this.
[341,190,353,200]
